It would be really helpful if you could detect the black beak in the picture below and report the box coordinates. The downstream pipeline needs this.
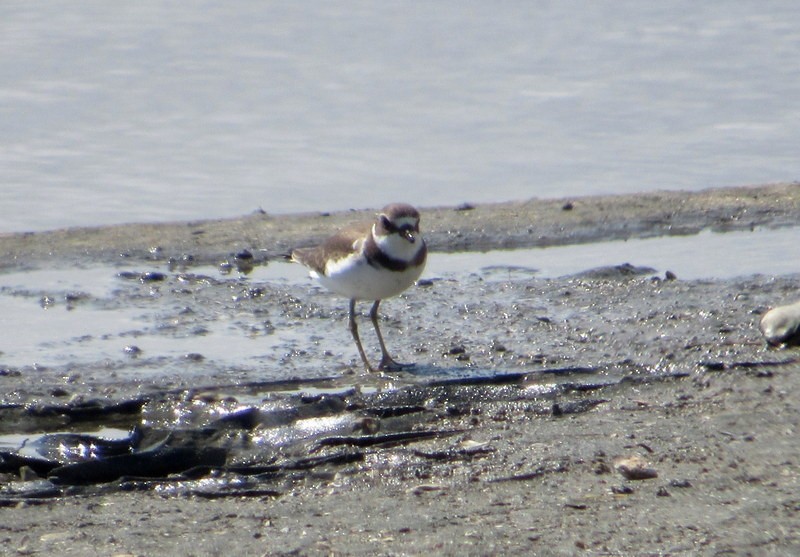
[402,229,416,243]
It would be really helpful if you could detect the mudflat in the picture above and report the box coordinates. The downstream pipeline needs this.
[2,182,799,266]
[1,184,799,556]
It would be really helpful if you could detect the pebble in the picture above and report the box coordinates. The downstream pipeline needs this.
[123,345,142,358]
[219,260,234,274]
[490,340,507,352]
[759,300,800,346]
[141,271,167,282]
[613,455,658,480]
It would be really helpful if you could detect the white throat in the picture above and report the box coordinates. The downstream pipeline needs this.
[372,224,421,261]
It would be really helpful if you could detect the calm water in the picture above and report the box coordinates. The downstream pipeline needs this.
[2,2,799,232]
[0,226,796,368]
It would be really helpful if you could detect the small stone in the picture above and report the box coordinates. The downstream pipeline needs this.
[490,340,507,352]
[593,461,612,475]
[611,485,634,495]
[760,300,800,346]
[140,271,167,282]
[614,455,658,480]
[219,261,234,274]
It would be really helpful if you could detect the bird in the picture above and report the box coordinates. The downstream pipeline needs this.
[291,203,427,372]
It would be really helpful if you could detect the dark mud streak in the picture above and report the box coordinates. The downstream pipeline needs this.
[0,372,636,497]
[25,398,148,421]
[48,446,229,485]
[488,462,570,484]
[313,430,464,450]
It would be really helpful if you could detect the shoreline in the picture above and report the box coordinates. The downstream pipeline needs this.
[1,182,798,270]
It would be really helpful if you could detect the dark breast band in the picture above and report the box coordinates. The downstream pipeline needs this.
[364,236,427,272]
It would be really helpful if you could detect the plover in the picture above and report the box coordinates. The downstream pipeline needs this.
[292,203,427,372]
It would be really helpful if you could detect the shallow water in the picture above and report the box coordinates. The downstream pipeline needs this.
[0,265,309,369]
[433,226,800,281]
[235,225,800,282]
[2,2,799,232]
[0,227,796,371]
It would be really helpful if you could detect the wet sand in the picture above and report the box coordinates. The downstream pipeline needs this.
[2,182,799,268]
[1,184,800,556]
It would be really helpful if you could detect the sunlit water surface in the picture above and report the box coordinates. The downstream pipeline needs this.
[1,2,799,232]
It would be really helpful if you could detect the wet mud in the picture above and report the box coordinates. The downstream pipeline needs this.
[2,182,799,269]
[1,185,800,555]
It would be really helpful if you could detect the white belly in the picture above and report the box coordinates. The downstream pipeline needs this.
[316,254,425,301]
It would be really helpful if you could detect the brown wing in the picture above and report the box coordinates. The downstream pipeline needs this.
[291,223,370,276]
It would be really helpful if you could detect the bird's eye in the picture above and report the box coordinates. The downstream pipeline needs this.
[380,215,394,230]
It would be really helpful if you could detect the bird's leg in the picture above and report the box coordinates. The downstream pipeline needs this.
[348,299,374,372]
[369,300,415,371]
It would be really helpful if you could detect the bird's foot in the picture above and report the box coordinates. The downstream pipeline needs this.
[378,356,416,372]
